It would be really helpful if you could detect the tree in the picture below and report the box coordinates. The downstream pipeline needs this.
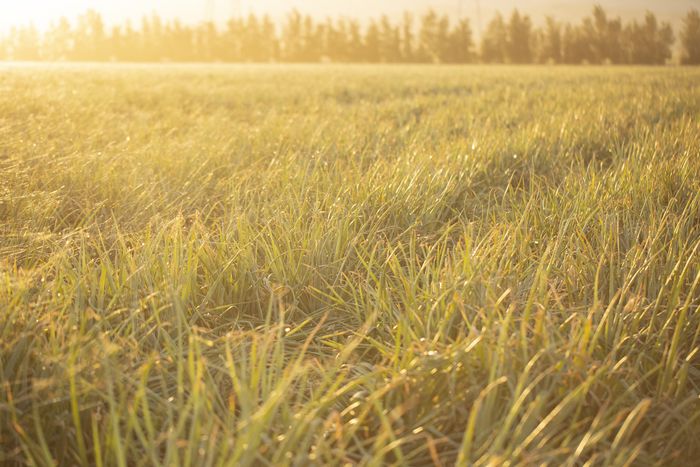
[0,7,688,65]
[506,10,533,63]
[193,22,219,61]
[625,12,674,65]
[241,14,262,61]
[680,9,700,65]
[346,20,364,62]
[446,19,474,63]
[481,14,507,63]
[169,20,195,62]
[223,18,243,61]
[591,6,624,63]
[300,15,322,62]
[400,12,415,62]
[539,17,562,63]
[119,21,140,62]
[364,20,381,62]
[282,10,303,62]
[324,19,347,62]
[562,20,597,64]
[72,10,106,61]
[143,14,165,61]
[139,16,156,61]
[435,14,451,63]
[260,15,279,62]
[418,9,440,62]
[44,18,73,60]
[378,16,401,63]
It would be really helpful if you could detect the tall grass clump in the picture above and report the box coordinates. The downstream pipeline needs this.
[1,64,700,465]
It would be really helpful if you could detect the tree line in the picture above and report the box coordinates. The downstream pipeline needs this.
[2,7,700,65]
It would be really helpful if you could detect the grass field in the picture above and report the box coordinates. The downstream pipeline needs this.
[1,64,700,466]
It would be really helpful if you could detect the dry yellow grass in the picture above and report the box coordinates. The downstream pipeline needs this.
[1,64,700,465]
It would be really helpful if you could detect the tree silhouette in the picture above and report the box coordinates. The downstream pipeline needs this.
[43,18,73,60]
[400,13,415,62]
[379,16,402,63]
[447,19,475,63]
[625,12,674,65]
[120,21,140,62]
[364,20,381,62]
[591,6,624,63]
[324,19,346,62]
[193,22,219,61]
[418,10,440,63]
[681,10,700,65]
[301,15,321,62]
[562,20,597,64]
[346,20,364,62]
[481,14,507,63]
[507,10,533,64]
[539,17,562,64]
[282,10,303,62]
[0,7,694,65]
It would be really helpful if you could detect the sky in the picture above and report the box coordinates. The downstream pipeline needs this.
[0,0,696,33]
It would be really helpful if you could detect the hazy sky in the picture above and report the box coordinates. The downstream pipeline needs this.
[1,0,696,32]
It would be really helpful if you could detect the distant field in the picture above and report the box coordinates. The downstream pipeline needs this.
[1,65,699,466]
